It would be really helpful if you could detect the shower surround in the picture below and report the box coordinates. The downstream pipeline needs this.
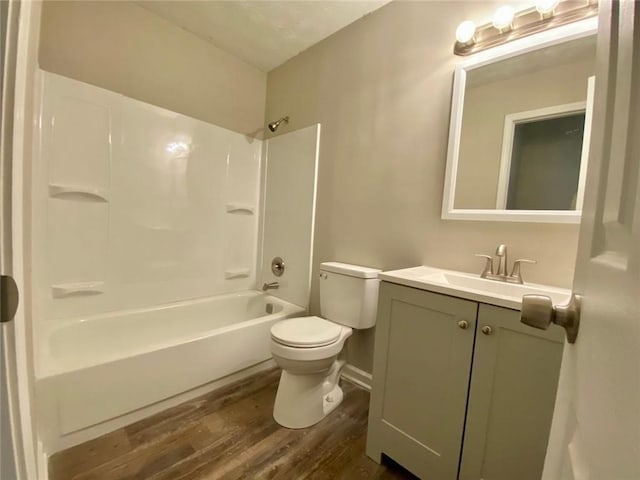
[31,71,319,453]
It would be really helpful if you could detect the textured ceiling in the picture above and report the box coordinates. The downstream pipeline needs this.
[137,0,392,72]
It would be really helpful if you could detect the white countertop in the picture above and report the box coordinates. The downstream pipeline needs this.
[379,265,571,311]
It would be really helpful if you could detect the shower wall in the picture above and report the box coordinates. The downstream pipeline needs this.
[260,125,321,307]
[32,71,262,368]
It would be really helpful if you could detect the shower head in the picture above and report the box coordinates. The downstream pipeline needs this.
[268,116,289,132]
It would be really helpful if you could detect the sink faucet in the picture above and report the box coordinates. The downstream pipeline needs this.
[475,244,537,284]
[262,281,279,291]
[495,244,508,277]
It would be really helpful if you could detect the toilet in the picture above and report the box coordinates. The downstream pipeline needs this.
[270,262,380,429]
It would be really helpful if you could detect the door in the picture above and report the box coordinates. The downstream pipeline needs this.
[460,305,563,480]
[1,0,20,478]
[541,1,640,478]
[367,282,477,479]
[2,0,28,478]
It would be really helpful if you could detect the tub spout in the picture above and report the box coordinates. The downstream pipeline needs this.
[262,282,279,291]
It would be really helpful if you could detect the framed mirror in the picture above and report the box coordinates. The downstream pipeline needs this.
[442,18,597,223]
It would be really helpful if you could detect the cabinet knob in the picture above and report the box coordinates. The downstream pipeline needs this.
[481,325,493,335]
[457,320,469,330]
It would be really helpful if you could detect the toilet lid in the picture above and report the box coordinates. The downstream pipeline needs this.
[271,316,343,348]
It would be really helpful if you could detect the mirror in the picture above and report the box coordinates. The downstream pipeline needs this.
[442,20,597,223]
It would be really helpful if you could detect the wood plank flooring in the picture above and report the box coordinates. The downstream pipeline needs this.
[49,368,417,480]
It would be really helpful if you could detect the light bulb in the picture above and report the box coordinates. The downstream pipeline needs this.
[492,5,515,31]
[535,0,559,15]
[456,20,477,45]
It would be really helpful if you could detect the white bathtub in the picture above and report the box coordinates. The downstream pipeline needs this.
[37,291,304,445]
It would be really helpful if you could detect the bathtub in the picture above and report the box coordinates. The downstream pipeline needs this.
[36,291,304,446]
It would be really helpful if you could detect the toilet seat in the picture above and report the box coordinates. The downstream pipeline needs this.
[271,316,342,348]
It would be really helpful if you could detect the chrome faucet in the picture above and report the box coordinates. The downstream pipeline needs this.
[262,281,279,291]
[475,244,537,284]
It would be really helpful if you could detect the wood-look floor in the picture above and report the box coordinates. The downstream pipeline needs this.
[49,368,417,480]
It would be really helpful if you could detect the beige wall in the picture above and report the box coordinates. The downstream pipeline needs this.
[39,1,266,134]
[266,1,581,373]
[456,58,594,209]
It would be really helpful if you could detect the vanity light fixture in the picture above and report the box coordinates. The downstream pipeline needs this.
[454,0,598,56]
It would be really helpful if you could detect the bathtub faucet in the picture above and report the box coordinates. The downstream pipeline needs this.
[262,282,279,291]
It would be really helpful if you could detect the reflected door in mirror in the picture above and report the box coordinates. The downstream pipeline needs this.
[498,107,586,211]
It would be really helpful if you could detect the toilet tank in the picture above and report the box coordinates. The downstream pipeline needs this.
[319,262,381,329]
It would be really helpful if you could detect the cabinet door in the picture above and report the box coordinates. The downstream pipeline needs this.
[459,304,564,480]
[367,282,477,479]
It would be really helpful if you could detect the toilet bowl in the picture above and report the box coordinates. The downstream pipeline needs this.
[270,262,380,429]
[270,316,352,428]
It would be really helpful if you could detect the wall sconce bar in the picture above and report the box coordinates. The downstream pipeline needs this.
[454,1,598,56]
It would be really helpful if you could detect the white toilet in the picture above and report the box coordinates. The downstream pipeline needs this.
[270,262,380,429]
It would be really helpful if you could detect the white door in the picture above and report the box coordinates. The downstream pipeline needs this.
[1,0,18,475]
[541,1,640,479]
[1,0,18,474]
[1,0,27,478]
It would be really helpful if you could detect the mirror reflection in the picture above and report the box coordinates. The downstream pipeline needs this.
[453,35,597,212]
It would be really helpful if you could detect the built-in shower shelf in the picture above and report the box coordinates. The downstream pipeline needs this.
[225,203,255,215]
[52,281,105,298]
[224,269,251,280]
[49,184,109,202]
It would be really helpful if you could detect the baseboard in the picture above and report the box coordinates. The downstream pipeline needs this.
[341,363,372,391]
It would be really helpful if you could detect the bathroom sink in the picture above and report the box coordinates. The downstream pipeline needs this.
[379,266,570,310]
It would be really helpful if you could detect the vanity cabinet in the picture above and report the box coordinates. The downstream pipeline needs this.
[367,282,564,480]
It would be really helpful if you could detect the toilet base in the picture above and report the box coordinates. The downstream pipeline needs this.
[273,360,346,429]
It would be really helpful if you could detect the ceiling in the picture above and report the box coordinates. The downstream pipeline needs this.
[137,0,392,72]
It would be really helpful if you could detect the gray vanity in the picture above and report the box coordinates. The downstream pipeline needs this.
[366,264,569,480]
